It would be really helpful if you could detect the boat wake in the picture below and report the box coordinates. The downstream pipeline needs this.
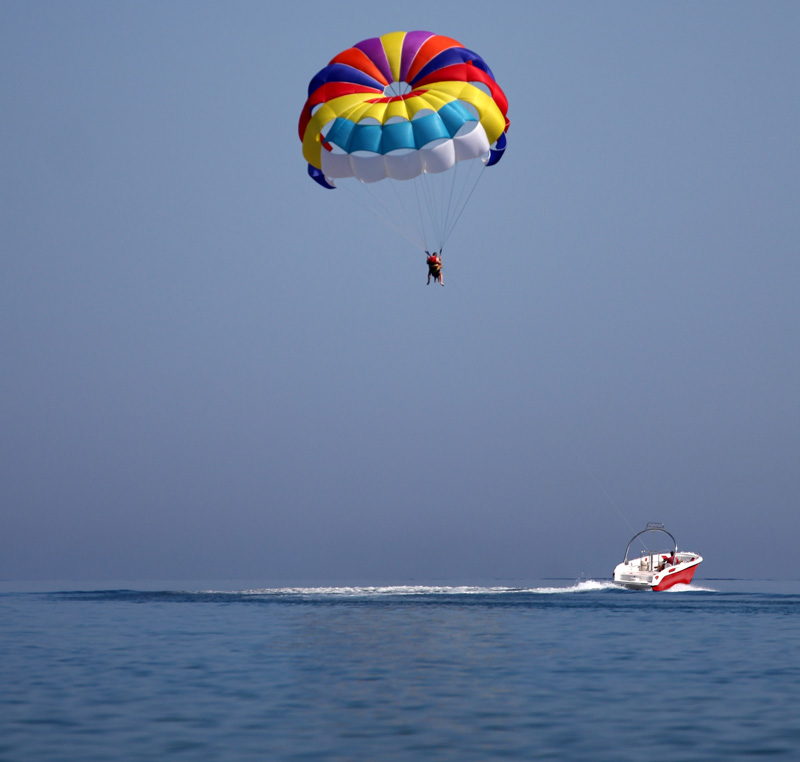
[222,580,621,597]
[660,582,717,593]
[522,580,619,594]
[46,580,715,604]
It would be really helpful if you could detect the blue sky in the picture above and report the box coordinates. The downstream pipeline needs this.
[2,1,798,582]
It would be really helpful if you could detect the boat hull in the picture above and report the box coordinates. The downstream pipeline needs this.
[651,562,699,590]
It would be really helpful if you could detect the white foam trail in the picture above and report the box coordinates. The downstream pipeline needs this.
[520,580,619,594]
[204,581,618,597]
[237,585,516,596]
[661,582,717,593]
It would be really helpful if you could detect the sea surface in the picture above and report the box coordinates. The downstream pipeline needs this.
[1,578,798,761]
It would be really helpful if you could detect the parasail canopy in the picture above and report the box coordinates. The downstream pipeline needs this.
[298,31,510,252]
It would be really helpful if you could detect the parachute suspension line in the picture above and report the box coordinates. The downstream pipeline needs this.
[438,172,449,249]
[413,173,436,251]
[413,173,432,250]
[421,170,447,251]
[395,178,429,251]
[420,173,440,250]
[365,180,419,247]
[444,157,475,245]
[436,167,450,247]
[562,443,639,537]
[442,158,487,245]
[340,179,425,250]
[388,177,416,246]
[327,155,492,256]
[441,157,462,244]
[415,173,432,249]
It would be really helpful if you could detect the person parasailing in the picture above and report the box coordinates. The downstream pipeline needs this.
[299,31,510,281]
[426,249,444,286]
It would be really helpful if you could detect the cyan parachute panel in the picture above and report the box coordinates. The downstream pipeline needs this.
[410,113,450,148]
[438,101,476,135]
[347,123,382,153]
[380,121,415,153]
[324,101,477,155]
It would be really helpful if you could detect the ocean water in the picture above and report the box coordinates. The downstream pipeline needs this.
[1,579,798,761]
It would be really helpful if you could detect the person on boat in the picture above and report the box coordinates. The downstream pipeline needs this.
[426,250,444,286]
[660,553,677,570]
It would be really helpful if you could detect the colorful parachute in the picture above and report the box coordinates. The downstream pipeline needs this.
[299,31,509,252]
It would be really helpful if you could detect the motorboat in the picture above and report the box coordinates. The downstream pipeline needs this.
[612,523,702,591]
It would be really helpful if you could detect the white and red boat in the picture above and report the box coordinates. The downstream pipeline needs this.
[612,524,703,591]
